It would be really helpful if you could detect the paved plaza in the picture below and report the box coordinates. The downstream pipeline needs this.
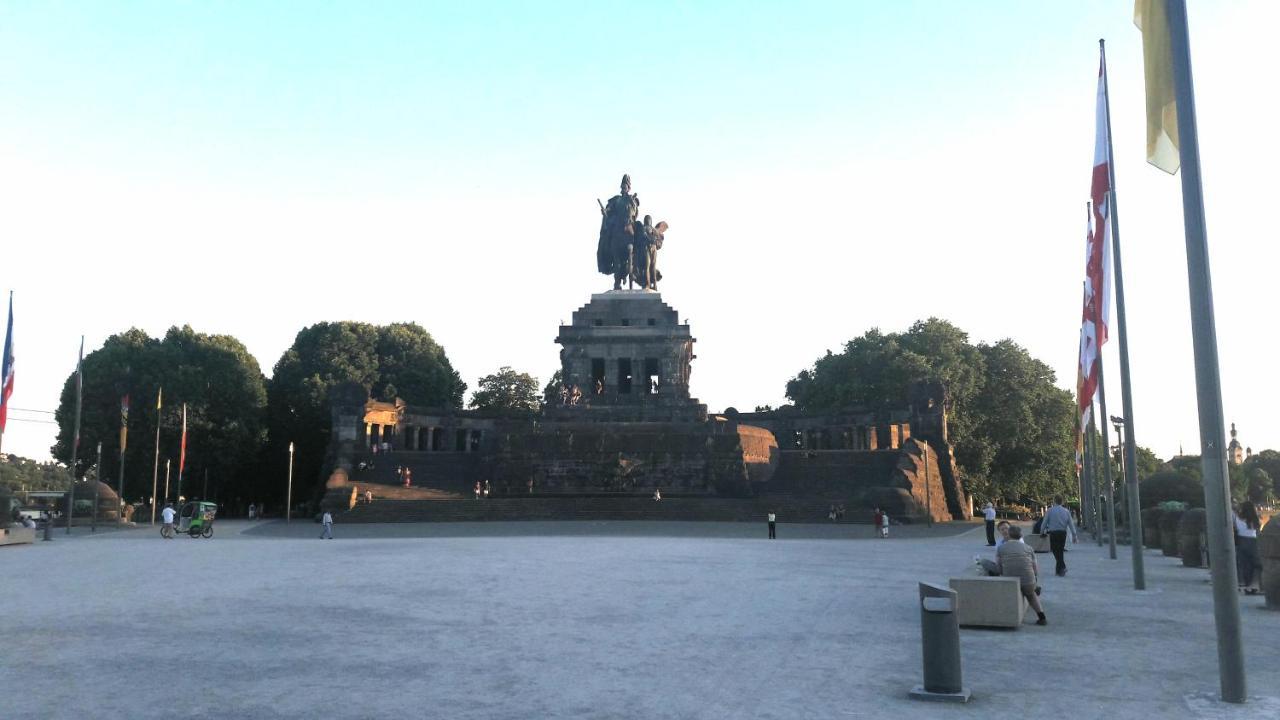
[3,520,1277,719]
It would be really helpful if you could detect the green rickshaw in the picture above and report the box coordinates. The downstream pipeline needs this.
[177,501,218,538]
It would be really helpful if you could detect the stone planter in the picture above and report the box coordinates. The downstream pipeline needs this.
[1260,516,1280,610]
[1177,508,1207,568]
[1141,507,1162,549]
[1159,509,1184,557]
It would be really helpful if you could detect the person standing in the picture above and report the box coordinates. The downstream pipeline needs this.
[1040,495,1077,577]
[997,526,1047,625]
[879,509,890,538]
[982,502,997,546]
[872,507,884,538]
[767,511,777,539]
[474,481,482,500]
[320,511,334,539]
[1234,501,1263,594]
[161,503,176,539]
[483,480,491,498]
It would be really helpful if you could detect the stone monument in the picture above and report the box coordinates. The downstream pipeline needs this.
[319,174,967,522]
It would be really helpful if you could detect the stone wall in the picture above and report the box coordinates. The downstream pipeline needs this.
[484,419,754,497]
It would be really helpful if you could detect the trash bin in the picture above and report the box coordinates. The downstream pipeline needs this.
[909,582,971,702]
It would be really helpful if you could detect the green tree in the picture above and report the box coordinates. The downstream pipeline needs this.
[470,366,540,412]
[51,326,267,504]
[542,369,564,406]
[0,455,72,494]
[785,319,1073,502]
[1140,470,1203,508]
[1243,449,1280,498]
[1132,445,1162,481]
[266,321,465,505]
[967,340,1076,504]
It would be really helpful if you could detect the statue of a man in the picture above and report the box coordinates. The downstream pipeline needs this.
[597,174,640,290]
[630,215,667,291]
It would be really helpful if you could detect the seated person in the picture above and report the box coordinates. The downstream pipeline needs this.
[977,521,1014,575]
[996,526,1047,625]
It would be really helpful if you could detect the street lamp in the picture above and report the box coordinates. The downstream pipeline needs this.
[286,442,294,524]
[1111,416,1126,529]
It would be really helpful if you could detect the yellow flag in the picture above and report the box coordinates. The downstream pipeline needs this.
[1134,0,1180,173]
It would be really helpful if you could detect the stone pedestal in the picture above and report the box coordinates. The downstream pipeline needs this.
[554,290,705,422]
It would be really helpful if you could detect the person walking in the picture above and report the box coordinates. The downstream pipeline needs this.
[879,509,890,538]
[1040,495,1077,577]
[320,511,334,539]
[767,511,777,539]
[872,507,884,538]
[997,526,1047,625]
[1234,501,1263,594]
[982,502,997,546]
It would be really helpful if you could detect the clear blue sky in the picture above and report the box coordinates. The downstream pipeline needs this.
[2,1,1276,463]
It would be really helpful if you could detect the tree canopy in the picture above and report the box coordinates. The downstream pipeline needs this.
[785,319,1076,504]
[50,325,267,504]
[266,321,465,502]
[471,366,541,412]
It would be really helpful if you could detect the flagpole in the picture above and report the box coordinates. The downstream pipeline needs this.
[1096,361,1117,559]
[1100,39,1146,590]
[1087,411,1102,546]
[151,389,161,525]
[176,403,186,505]
[1165,0,1245,702]
[92,440,101,533]
[66,336,84,535]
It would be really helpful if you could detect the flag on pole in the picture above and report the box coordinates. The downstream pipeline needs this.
[1089,57,1115,348]
[178,403,188,475]
[0,293,13,436]
[120,394,130,453]
[156,386,163,410]
[1134,0,1179,173]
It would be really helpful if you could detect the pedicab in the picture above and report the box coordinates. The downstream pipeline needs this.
[162,501,218,538]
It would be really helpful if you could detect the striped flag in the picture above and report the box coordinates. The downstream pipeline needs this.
[1134,0,1180,173]
[156,386,163,410]
[120,394,130,453]
[0,293,13,437]
[1078,53,1114,428]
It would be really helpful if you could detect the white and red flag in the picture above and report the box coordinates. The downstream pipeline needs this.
[0,293,13,436]
[1078,56,1115,426]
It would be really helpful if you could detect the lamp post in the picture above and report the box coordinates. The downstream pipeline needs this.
[1111,415,1127,537]
[286,442,294,524]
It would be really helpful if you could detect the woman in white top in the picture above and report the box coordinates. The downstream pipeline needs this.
[1233,501,1262,594]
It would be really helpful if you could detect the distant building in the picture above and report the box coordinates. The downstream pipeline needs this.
[1227,422,1244,466]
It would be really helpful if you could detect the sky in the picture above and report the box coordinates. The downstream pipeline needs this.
[1,1,1277,464]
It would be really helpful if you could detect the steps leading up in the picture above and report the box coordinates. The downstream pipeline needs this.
[327,493,875,524]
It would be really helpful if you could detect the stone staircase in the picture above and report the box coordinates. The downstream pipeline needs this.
[329,493,875,524]
[346,451,481,497]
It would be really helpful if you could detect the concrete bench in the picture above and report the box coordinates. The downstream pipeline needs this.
[948,576,1028,629]
[0,526,37,546]
[1027,533,1050,553]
